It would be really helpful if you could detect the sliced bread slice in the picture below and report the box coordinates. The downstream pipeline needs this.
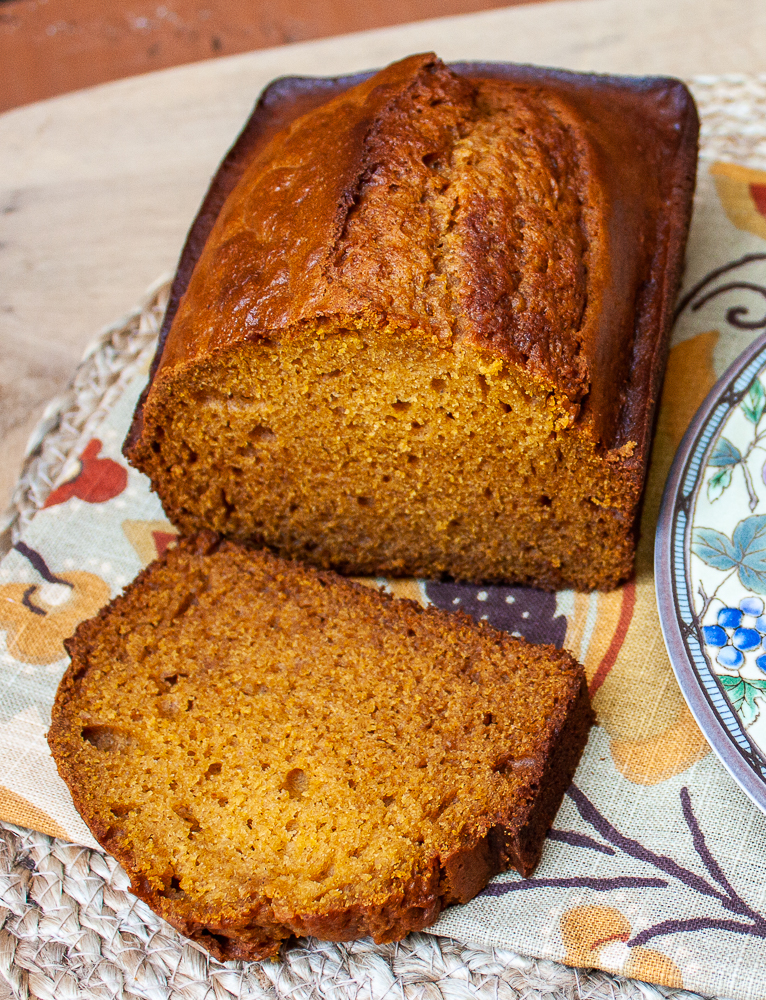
[49,532,592,961]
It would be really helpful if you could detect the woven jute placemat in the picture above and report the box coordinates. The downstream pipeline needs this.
[4,72,766,1000]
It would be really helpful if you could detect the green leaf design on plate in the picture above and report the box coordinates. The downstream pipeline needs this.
[693,516,766,591]
[743,378,766,425]
[692,527,739,571]
[733,514,766,554]
[720,674,746,712]
[719,674,766,726]
[709,437,743,467]
[707,466,732,503]
[733,515,766,593]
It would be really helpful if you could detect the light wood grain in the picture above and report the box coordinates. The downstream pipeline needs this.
[1,0,764,514]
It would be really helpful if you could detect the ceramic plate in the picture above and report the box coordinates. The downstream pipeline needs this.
[657,331,766,810]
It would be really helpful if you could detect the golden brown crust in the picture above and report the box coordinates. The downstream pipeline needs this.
[49,533,593,962]
[122,56,697,592]
[126,54,697,460]
[158,56,594,400]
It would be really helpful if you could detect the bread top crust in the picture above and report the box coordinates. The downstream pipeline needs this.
[161,55,597,398]
[126,54,698,466]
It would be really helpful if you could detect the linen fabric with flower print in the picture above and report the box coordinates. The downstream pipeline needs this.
[3,82,766,1000]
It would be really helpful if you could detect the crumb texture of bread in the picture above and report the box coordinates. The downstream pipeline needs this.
[126,54,698,590]
[49,534,593,962]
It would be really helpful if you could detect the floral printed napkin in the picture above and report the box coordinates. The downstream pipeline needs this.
[3,94,766,999]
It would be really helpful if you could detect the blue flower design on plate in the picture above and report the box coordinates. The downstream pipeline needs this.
[702,598,766,670]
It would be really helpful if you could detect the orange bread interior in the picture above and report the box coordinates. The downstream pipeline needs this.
[49,534,592,961]
[142,330,636,589]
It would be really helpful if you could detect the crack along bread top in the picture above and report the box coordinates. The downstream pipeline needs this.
[126,53,698,461]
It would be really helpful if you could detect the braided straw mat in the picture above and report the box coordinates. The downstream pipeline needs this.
[2,74,766,1000]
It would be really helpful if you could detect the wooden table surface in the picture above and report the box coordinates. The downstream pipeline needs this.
[0,0,764,518]
[0,0,547,114]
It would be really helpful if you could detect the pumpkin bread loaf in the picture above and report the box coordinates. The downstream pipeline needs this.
[125,54,698,590]
[49,533,593,961]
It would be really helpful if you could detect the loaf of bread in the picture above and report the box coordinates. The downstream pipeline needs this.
[125,54,698,590]
[49,533,593,961]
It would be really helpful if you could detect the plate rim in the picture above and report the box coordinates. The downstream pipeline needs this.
[656,329,766,812]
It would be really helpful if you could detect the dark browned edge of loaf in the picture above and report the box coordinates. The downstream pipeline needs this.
[48,532,594,961]
[124,59,699,543]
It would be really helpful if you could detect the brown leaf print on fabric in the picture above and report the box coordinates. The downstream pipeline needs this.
[424,581,567,648]
[485,784,766,981]
[561,905,683,987]
[0,543,109,664]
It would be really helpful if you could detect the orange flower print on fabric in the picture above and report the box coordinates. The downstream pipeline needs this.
[561,905,683,988]
[44,438,127,508]
[0,543,109,664]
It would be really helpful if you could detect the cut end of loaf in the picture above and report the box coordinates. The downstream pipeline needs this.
[49,534,593,961]
[129,323,638,591]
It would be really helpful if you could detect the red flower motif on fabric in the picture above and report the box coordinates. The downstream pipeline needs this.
[750,183,766,221]
[153,530,177,558]
[121,520,179,567]
[44,438,127,508]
